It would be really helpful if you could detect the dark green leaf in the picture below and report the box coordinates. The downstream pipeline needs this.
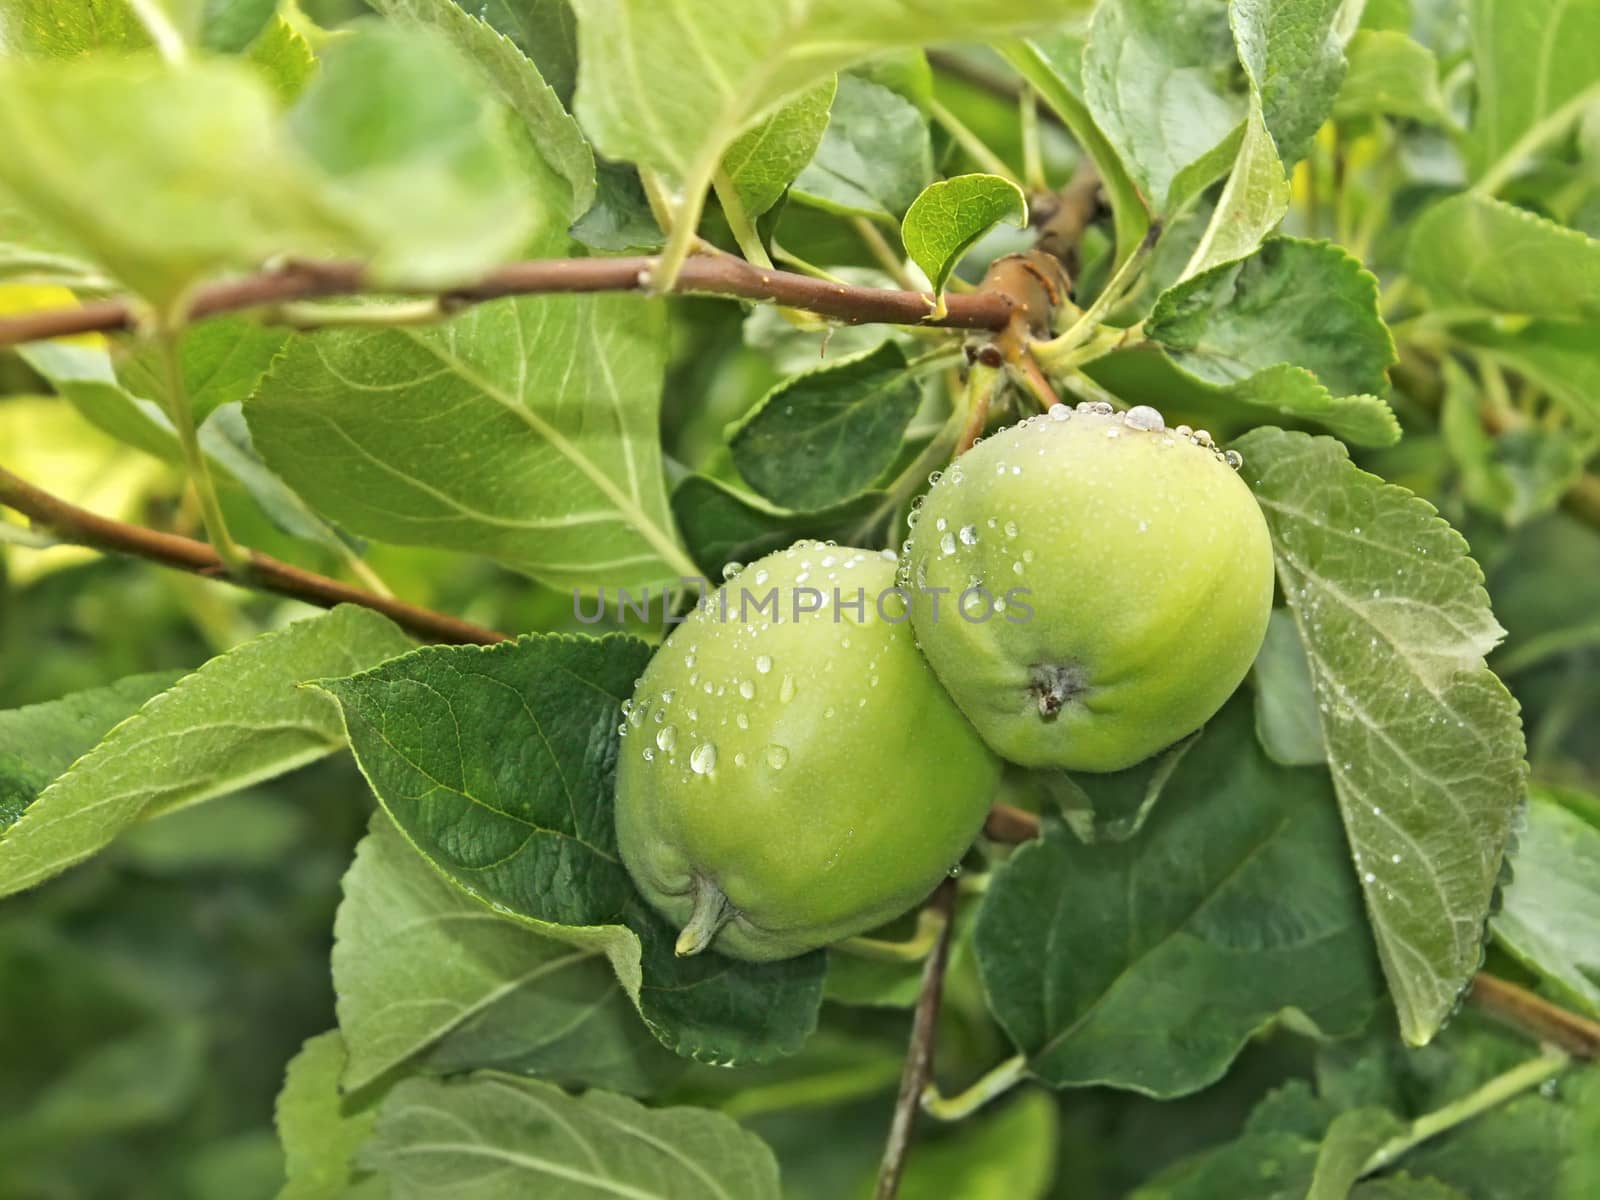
[317,635,825,1065]
[1238,427,1527,1045]
[975,697,1381,1097]
[729,343,922,510]
[1041,731,1200,844]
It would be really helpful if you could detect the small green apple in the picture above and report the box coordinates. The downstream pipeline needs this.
[904,403,1274,772]
[616,542,1001,962]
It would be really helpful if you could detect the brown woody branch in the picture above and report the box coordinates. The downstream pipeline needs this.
[0,255,1017,350]
[874,878,960,1200]
[0,464,506,646]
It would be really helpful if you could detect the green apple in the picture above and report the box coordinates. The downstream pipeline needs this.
[616,542,1001,962]
[904,402,1274,772]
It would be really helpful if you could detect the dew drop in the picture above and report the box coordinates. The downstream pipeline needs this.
[766,744,790,770]
[1048,403,1071,421]
[660,689,675,704]
[756,654,773,674]
[940,532,957,556]
[736,713,749,730]
[935,517,947,532]
[721,561,743,581]
[642,747,654,761]
[656,725,678,753]
[690,742,717,774]
[684,653,696,670]
[1004,521,1019,538]
[1224,449,1244,470]
[754,568,770,585]
[824,705,836,719]
[1123,405,1164,431]
[738,679,755,700]
[780,675,797,703]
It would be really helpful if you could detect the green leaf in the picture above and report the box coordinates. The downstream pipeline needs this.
[1453,321,1600,431]
[0,671,183,832]
[791,74,933,220]
[0,0,151,57]
[334,814,683,1094]
[0,606,411,899]
[0,58,338,306]
[1351,1179,1471,1200]
[1492,787,1600,1018]
[1132,1131,1318,1198]
[896,1090,1058,1200]
[1407,195,1600,323]
[244,14,318,104]
[1149,238,1400,446]
[316,636,825,1065]
[1336,30,1449,123]
[1081,0,1248,213]
[274,1031,382,1200]
[1236,427,1528,1045]
[247,295,697,591]
[1231,0,1351,167]
[722,80,837,221]
[365,0,597,223]
[1041,732,1200,845]
[359,1073,782,1199]
[1463,0,1600,186]
[974,697,1382,1097]
[570,0,1087,235]
[901,174,1027,294]
[728,343,922,510]
[669,475,893,577]
[475,0,579,105]
[1252,610,1329,767]
[117,317,288,427]
[1308,1107,1407,1200]
[200,0,278,53]
[571,162,664,253]
[1003,35,1153,266]
[1180,106,1290,281]
[286,23,543,287]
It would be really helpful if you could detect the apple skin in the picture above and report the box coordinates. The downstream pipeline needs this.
[615,543,1001,962]
[904,404,1274,773]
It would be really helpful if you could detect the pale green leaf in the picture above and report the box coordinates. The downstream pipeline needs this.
[1253,610,1329,767]
[286,24,541,287]
[1336,30,1449,123]
[1081,0,1248,212]
[791,74,932,220]
[1408,195,1600,322]
[670,475,893,578]
[274,1031,381,1200]
[247,295,697,591]
[1493,787,1600,1018]
[722,80,836,220]
[0,671,184,831]
[1237,427,1528,1045]
[901,173,1027,294]
[1464,0,1600,185]
[0,606,412,899]
[0,0,151,57]
[360,1074,782,1199]
[974,698,1382,1097]
[117,316,288,426]
[365,0,597,222]
[1182,106,1290,280]
[334,815,682,1094]
[245,13,317,104]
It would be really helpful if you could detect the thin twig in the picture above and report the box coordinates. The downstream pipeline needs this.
[1469,973,1600,1059]
[983,802,1041,843]
[874,878,959,1200]
[0,255,1015,349]
[0,465,506,646]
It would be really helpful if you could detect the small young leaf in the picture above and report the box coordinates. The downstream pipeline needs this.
[974,697,1382,1097]
[0,671,184,831]
[247,295,696,591]
[1237,427,1528,1046]
[1180,106,1289,281]
[1149,239,1400,445]
[901,174,1027,294]
[334,814,684,1094]
[1408,195,1600,323]
[791,74,933,220]
[359,1073,783,1199]
[244,14,317,104]
[0,606,412,899]
[1492,787,1600,1018]
[317,636,825,1065]
[0,0,151,58]
[722,80,837,221]
[728,342,922,510]
[274,1031,382,1200]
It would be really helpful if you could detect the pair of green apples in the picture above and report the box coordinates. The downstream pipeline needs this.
[616,403,1275,961]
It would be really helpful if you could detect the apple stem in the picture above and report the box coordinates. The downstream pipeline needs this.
[675,876,733,957]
